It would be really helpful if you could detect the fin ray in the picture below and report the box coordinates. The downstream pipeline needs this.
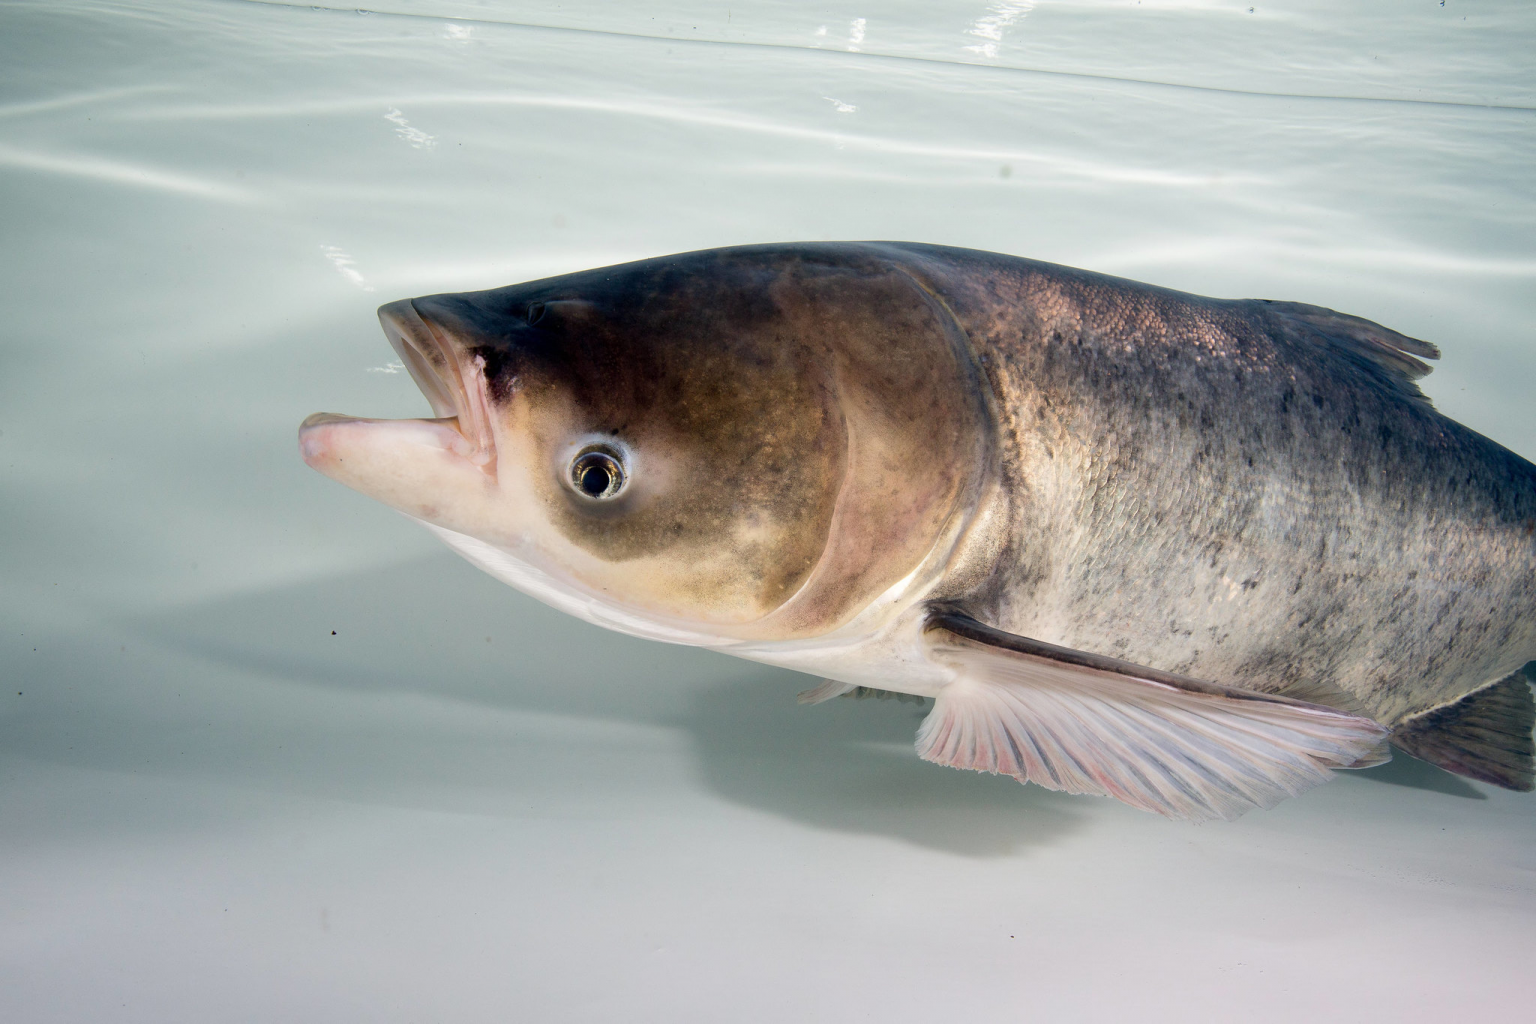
[921,612,1390,821]
[796,679,854,705]
[1391,668,1535,791]
[1262,300,1439,406]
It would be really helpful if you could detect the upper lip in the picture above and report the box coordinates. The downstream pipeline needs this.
[377,299,496,466]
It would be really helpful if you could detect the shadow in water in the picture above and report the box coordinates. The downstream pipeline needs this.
[680,679,1087,856]
[119,554,1086,854]
[1352,749,1488,800]
[114,555,1523,841]
[126,553,759,725]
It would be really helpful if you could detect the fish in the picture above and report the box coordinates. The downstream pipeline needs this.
[299,242,1536,821]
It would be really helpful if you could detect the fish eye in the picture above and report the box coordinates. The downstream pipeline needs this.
[525,301,546,326]
[570,445,626,499]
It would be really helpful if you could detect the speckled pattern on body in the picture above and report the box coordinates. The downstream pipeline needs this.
[893,242,1536,726]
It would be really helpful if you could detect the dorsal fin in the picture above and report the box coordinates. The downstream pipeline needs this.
[1260,300,1440,405]
[1391,668,1535,791]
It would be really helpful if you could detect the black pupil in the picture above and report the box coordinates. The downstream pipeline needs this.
[579,462,612,496]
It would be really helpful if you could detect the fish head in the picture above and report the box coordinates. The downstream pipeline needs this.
[300,245,991,643]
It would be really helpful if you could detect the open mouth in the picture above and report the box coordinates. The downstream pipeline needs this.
[377,299,497,467]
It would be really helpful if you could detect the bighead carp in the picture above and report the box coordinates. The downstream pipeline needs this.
[300,243,1536,820]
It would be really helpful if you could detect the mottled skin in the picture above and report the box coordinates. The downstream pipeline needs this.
[893,243,1536,726]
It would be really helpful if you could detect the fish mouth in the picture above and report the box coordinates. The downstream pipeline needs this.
[377,298,497,467]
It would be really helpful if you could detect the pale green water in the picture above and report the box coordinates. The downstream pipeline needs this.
[3,2,1534,1020]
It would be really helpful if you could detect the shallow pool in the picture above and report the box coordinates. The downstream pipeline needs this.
[3,1,1534,1020]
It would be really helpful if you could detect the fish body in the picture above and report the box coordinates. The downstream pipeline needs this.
[912,245,1536,725]
[300,242,1536,819]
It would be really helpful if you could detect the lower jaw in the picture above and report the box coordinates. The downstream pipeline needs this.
[300,412,491,465]
[297,412,503,543]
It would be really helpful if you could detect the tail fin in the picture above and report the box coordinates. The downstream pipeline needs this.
[1390,666,1535,791]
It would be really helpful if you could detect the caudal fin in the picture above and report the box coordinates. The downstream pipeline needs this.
[1390,667,1535,791]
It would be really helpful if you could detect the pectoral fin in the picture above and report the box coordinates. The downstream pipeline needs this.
[919,611,1390,821]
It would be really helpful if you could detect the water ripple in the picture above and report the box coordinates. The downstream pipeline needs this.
[0,144,255,202]
[104,92,1265,189]
[236,0,1536,114]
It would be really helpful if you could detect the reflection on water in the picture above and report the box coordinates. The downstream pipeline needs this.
[255,0,1536,106]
